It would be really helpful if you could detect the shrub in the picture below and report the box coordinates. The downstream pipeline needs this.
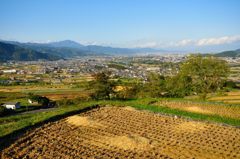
[224,81,238,89]
[0,106,14,116]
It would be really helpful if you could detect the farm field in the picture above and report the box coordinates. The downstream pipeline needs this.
[0,83,90,104]
[0,84,75,93]
[1,106,240,159]
[209,90,240,104]
[154,100,240,120]
[40,91,91,101]
[229,66,240,82]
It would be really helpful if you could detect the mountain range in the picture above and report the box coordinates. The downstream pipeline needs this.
[0,40,239,61]
[0,42,60,61]
[1,40,164,58]
[215,49,240,57]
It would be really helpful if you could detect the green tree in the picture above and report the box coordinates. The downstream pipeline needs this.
[91,72,116,100]
[165,75,193,97]
[28,93,50,106]
[117,82,144,99]
[179,55,229,99]
[143,73,166,97]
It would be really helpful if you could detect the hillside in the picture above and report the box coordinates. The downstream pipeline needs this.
[47,40,84,48]
[17,43,99,58]
[0,42,60,61]
[46,40,164,55]
[1,40,166,57]
[215,49,240,57]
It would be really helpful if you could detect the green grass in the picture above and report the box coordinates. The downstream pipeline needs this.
[96,98,240,126]
[0,101,96,138]
[0,98,239,140]
[107,63,127,70]
[21,87,86,94]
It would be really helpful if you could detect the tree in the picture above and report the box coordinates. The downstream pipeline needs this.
[91,72,116,100]
[38,96,50,106]
[179,55,229,99]
[0,106,13,116]
[165,75,193,97]
[28,93,50,106]
[143,73,166,97]
[116,82,144,99]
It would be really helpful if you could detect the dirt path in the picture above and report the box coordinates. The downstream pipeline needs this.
[20,108,57,115]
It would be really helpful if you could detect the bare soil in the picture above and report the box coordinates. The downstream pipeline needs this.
[1,106,240,159]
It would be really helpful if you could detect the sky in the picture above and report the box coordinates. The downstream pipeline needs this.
[0,0,240,52]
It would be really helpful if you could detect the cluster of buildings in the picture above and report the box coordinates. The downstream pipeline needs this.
[1,55,238,84]
[220,57,240,63]
[0,55,185,83]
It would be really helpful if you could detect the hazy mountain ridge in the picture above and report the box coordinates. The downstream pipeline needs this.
[1,40,239,61]
[1,40,167,57]
[47,40,85,48]
[215,49,240,57]
[0,42,60,61]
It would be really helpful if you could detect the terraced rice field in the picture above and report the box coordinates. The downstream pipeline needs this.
[41,91,91,100]
[154,101,240,120]
[1,106,240,159]
[209,91,240,104]
[0,85,70,93]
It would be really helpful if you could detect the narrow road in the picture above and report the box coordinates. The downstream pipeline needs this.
[20,108,57,115]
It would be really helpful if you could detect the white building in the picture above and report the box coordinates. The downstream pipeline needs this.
[28,99,33,104]
[2,69,17,73]
[3,102,21,109]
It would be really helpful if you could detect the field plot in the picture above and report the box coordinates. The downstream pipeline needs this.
[1,106,240,159]
[209,91,240,104]
[0,85,70,93]
[40,91,91,100]
[154,100,240,120]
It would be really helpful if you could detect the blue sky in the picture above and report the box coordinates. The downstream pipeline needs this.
[0,0,240,52]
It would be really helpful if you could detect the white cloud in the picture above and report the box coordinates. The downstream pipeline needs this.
[78,40,119,47]
[170,35,240,48]
[196,35,240,46]
[29,40,52,43]
[126,35,240,49]
[175,39,194,46]
[132,41,159,48]
[81,41,99,45]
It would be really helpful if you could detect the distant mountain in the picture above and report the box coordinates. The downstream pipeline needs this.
[17,43,97,58]
[0,42,60,61]
[84,45,135,55]
[0,40,97,58]
[84,45,166,55]
[215,49,240,57]
[0,40,170,60]
[47,40,84,48]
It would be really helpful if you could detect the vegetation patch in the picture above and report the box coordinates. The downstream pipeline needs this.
[107,63,127,70]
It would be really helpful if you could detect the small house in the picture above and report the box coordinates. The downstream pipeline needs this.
[28,99,33,104]
[2,69,17,74]
[3,102,21,109]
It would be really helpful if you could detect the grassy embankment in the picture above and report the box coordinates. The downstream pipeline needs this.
[0,102,97,138]
[1,98,240,140]
[96,98,240,126]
